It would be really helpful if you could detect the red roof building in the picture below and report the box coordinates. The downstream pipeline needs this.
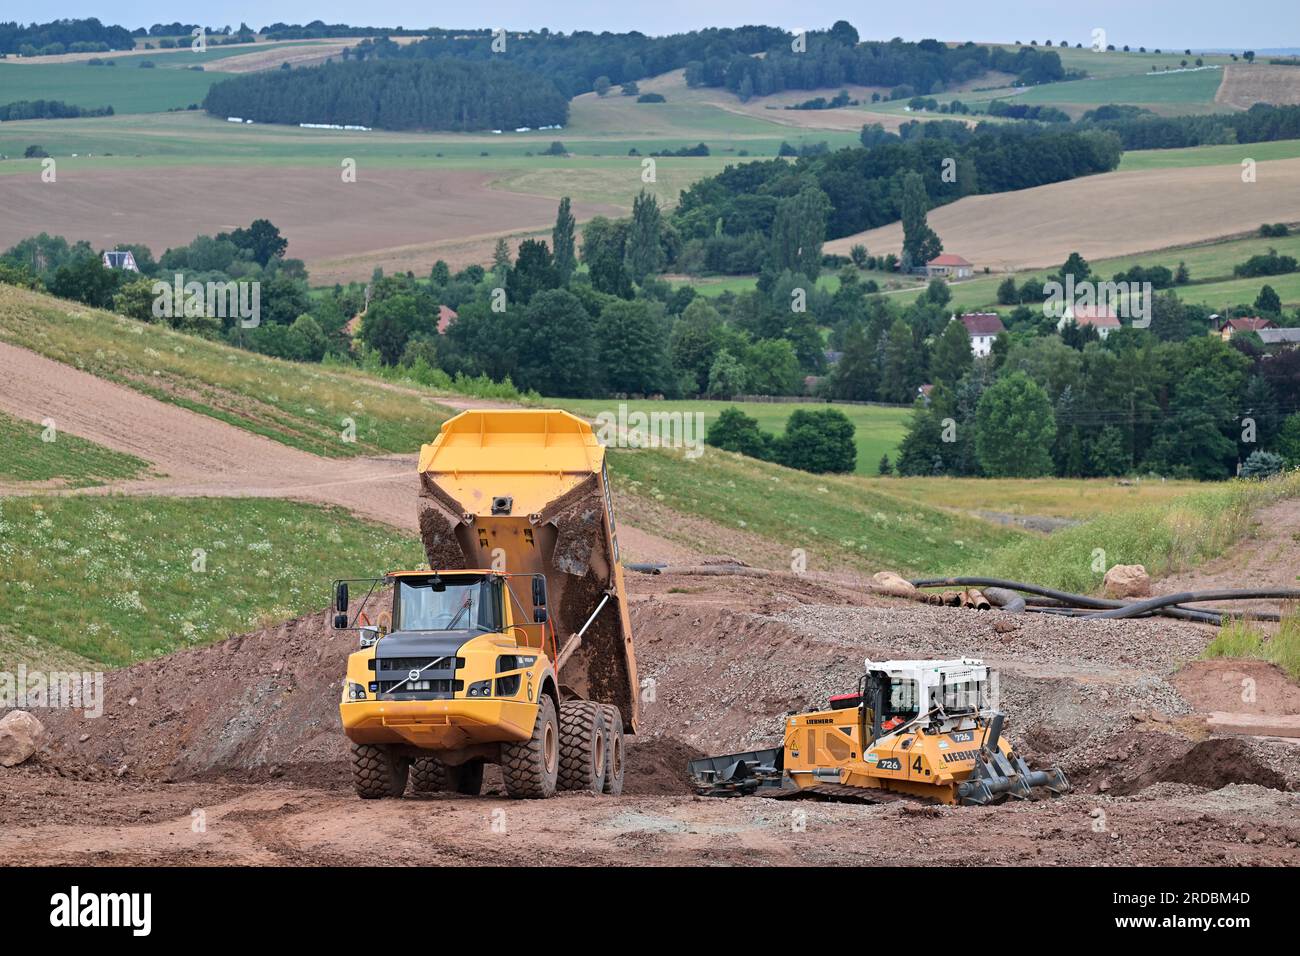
[436,304,458,334]
[1219,316,1277,340]
[925,254,974,279]
[956,312,1005,357]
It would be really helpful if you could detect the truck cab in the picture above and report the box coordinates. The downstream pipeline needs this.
[339,569,558,756]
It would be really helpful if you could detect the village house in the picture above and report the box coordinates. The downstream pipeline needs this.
[1255,328,1300,349]
[101,249,139,272]
[1057,303,1121,339]
[1217,316,1278,340]
[925,253,974,279]
[956,312,1005,357]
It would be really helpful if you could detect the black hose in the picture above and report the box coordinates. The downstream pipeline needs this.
[1085,589,1300,620]
[983,587,1026,613]
[910,577,1118,610]
[913,576,1287,624]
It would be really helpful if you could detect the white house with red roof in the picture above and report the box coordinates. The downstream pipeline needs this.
[925,253,973,279]
[1057,304,1121,339]
[956,312,1005,357]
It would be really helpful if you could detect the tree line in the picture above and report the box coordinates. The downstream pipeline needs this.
[0,17,135,55]
[0,100,114,121]
[670,123,1121,275]
[202,57,569,131]
[704,31,1065,101]
[1080,103,1300,150]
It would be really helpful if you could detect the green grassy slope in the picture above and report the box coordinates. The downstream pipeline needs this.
[0,495,422,667]
[0,61,225,113]
[609,446,1020,575]
[0,411,153,486]
[556,398,910,476]
[0,285,453,457]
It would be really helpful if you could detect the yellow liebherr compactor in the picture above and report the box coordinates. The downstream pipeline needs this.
[690,658,1070,805]
[335,410,638,799]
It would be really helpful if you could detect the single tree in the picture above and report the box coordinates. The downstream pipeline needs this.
[974,372,1056,476]
[552,197,576,283]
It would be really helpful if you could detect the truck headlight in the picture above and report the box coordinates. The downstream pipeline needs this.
[346,682,367,700]
[466,680,492,698]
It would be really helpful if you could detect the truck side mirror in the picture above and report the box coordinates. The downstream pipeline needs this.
[332,612,349,629]
[534,607,548,624]
[532,576,547,608]
[335,582,349,613]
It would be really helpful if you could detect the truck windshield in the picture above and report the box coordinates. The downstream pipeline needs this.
[396,577,496,632]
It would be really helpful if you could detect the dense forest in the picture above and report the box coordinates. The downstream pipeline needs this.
[0,17,135,55]
[347,26,787,98]
[1080,103,1300,150]
[670,123,1122,274]
[0,100,114,121]
[202,57,569,131]
[702,33,1066,99]
[345,24,1063,99]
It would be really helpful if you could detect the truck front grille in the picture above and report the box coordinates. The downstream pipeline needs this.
[376,678,464,697]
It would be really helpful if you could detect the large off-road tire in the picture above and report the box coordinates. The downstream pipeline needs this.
[410,756,450,793]
[411,756,486,795]
[351,743,409,799]
[501,695,559,799]
[600,705,625,796]
[558,700,608,794]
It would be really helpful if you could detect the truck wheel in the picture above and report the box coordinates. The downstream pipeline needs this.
[411,757,485,796]
[601,705,625,796]
[410,757,450,793]
[351,743,409,799]
[558,700,608,794]
[501,695,559,799]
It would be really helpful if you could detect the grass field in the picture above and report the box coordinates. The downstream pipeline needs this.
[858,476,1206,521]
[1120,138,1300,170]
[1008,68,1228,115]
[982,471,1300,592]
[608,446,1020,575]
[555,398,911,476]
[0,285,453,458]
[0,495,422,667]
[0,61,224,114]
[0,410,153,486]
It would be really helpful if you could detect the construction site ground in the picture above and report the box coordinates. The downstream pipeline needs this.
[1,341,1299,866]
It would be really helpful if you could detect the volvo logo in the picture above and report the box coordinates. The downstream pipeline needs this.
[408,669,421,681]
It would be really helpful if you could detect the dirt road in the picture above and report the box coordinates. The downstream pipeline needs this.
[0,341,697,563]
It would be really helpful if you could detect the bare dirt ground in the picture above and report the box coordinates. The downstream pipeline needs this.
[3,571,1298,866]
[1216,64,1300,109]
[0,168,621,286]
[1158,497,1300,613]
[824,158,1300,271]
[1,344,1298,865]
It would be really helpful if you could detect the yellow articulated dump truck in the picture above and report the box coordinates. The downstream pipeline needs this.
[334,410,638,799]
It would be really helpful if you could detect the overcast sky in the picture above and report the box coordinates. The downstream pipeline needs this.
[35,1,1296,51]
